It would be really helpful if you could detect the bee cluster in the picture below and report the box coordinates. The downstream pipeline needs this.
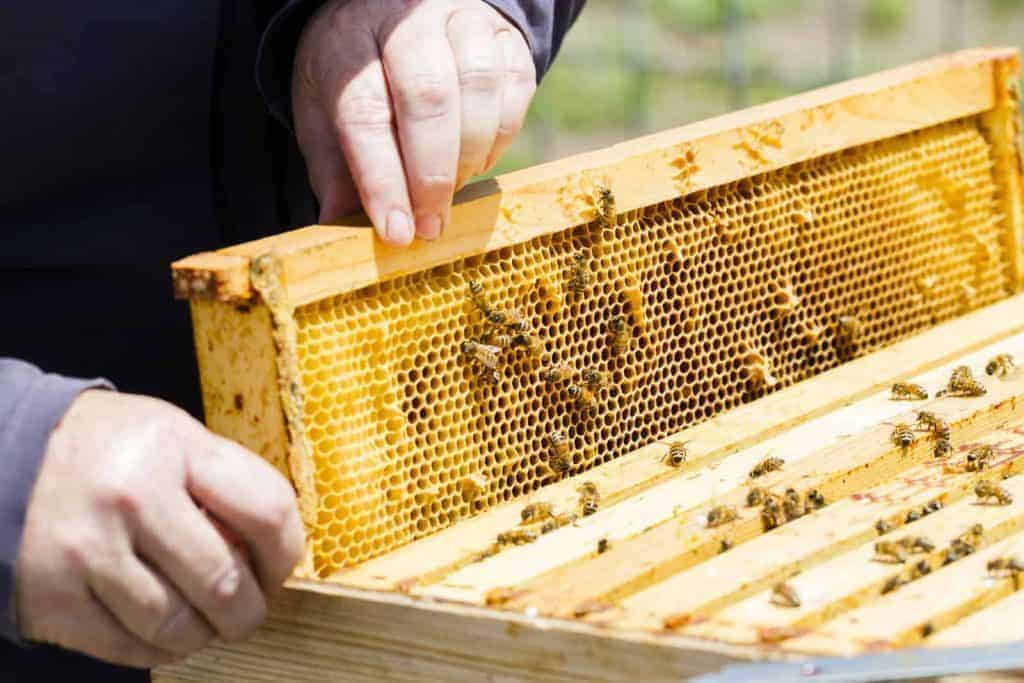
[462,249,628,482]
[889,354,1014,404]
[488,481,604,551]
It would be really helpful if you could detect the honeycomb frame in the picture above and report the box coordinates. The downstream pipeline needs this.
[175,49,1024,578]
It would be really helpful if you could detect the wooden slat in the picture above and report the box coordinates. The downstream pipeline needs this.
[153,581,762,683]
[471,362,1024,614]
[336,296,1024,592]
[608,434,1024,632]
[172,49,1012,306]
[781,531,1024,655]
[676,463,1024,646]
[927,588,1024,649]
[980,53,1024,291]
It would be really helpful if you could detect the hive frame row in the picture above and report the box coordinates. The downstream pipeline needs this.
[157,291,1024,683]
[174,49,1024,578]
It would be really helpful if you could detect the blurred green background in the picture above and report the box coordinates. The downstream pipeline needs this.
[491,0,1024,175]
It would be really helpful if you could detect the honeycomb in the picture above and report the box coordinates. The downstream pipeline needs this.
[293,116,1013,575]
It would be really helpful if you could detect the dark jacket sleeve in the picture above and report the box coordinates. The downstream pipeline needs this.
[255,0,587,128]
[0,359,113,644]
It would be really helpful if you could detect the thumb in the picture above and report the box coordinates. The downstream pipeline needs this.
[293,85,362,223]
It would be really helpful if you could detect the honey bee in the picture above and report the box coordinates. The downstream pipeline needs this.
[546,431,572,476]
[762,497,787,530]
[911,559,932,579]
[581,368,609,387]
[566,383,598,416]
[706,505,738,528]
[966,445,994,472]
[487,306,530,332]
[986,353,1015,377]
[875,541,908,563]
[610,317,631,356]
[988,556,1024,574]
[541,511,578,534]
[597,186,615,223]
[479,329,513,348]
[938,365,987,397]
[460,340,502,370]
[509,333,543,359]
[934,438,953,458]
[771,582,801,608]
[520,502,555,524]
[661,441,689,467]
[497,528,538,546]
[597,538,610,554]
[836,315,863,345]
[577,482,600,516]
[783,488,804,521]
[975,480,1013,505]
[916,412,951,440]
[541,364,574,384]
[805,489,826,511]
[720,538,734,553]
[890,423,916,449]
[897,536,935,553]
[749,456,785,479]
[468,280,493,317]
[891,383,929,401]
[881,576,907,594]
[875,519,895,535]
[746,486,769,507]
[905,509,922,523]
[478,367,501,385]
[569,254,591,294]
[923,500,942,515]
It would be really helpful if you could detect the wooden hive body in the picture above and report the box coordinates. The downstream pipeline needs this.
[160,49,1024,681]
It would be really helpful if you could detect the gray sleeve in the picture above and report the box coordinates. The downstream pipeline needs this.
[481,0,587,80]
[0,358,113,644]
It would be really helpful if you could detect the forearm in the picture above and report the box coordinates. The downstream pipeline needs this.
[0,358,112,643]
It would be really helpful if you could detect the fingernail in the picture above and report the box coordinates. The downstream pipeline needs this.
[386,210,414,245]
[418,214,443,241]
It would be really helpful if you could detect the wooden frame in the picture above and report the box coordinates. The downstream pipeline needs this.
[160,49,1024,681]
[172,48,1023,307]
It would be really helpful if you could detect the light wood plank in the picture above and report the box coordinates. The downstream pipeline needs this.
[979,53,1024,291]
[479,358,1024,614]
[336,295,1024,592]
[928,587,1024,649]
[172,49,1011,306]
[681,465,1024,646]
[152,581,764,683]
[609,432,1024,632]
[781,532,1024,655]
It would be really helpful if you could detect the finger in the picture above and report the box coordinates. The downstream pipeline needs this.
[447,8,503,189]
[89,552,215,654]
[486,29,536,172]
[381,16,460,239]
[292,91,362,223]
[187,434,305,594]
[325,30,416,245]
[31,589,179,669]
[134,490,267,643]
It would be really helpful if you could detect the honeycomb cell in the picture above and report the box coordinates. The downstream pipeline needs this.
[291,117,1012,575]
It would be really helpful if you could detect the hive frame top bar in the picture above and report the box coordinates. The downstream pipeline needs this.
[172,48,1019,307]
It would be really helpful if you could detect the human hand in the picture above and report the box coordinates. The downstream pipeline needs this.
[15,391,305,668]
[293,0,537,245]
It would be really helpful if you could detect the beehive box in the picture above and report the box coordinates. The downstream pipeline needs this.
[159,49,1024,682]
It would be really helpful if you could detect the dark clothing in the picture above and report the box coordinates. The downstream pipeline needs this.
[0,0,583,679]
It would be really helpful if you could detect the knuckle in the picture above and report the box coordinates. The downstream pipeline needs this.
[414,173,455,198]
[202,560,243,608]
[394,73,453,120]
[458,64,501,92]
[338,91,393,131]
[150,603,206,651]
[96,480,144,520]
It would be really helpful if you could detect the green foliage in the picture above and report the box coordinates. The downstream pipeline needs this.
[652,0,803,32]
[863,0,907,33]
[991,0,1024,12]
